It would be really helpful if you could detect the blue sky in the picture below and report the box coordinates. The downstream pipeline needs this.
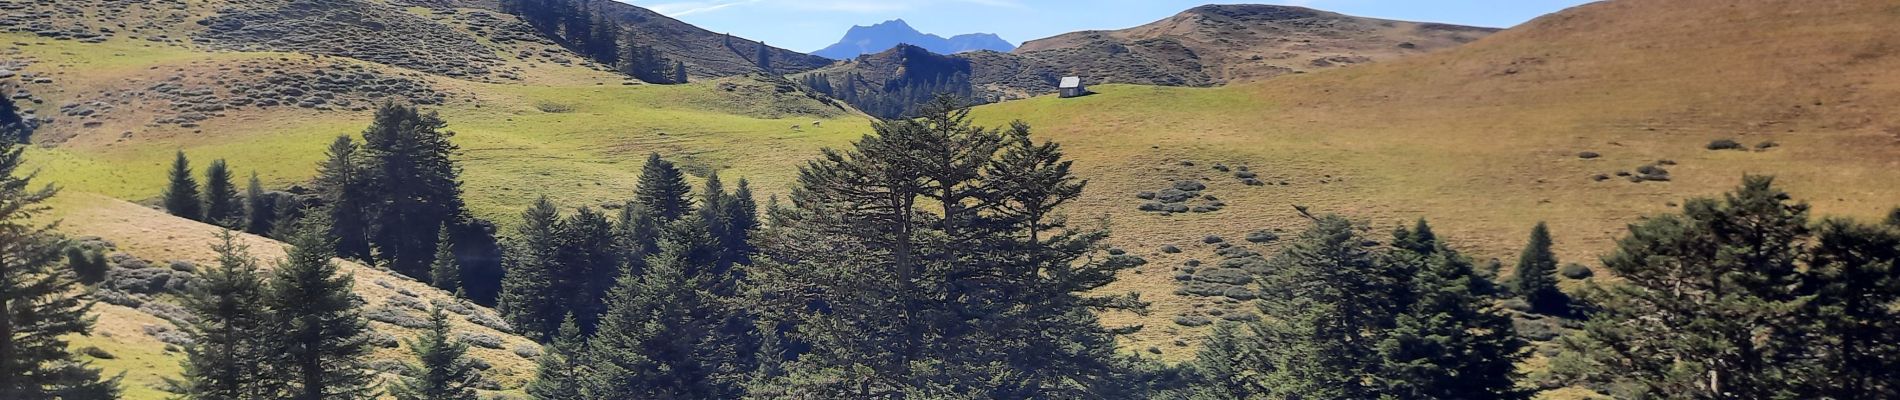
[619,0,1598,53]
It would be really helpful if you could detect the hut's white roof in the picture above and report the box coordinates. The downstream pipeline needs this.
[1059,77,1082,88]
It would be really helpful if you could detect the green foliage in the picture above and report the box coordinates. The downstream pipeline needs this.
[389,308,482,400]
[0,140,122,399]
[525,315,586,400]
[634,153,694,223]
[1514,222,1568,315]
[243,172,279,236]
[554,206,621,334]
[749,97,1149,397]
[266,223,378,400]
[429,225,461,293]
[163,151,203,221]
[1556,176,1877,399]
[580,219,734,398]
[314,135,373,261]
[499,197,564,341]
[171,231,279,399]
[0,95,25,142]
[1189,217,1524,399]
[64,244,109,285]
[202,159,242,228]
[360,102,467,280]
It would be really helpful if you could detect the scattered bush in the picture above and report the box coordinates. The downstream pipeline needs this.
[1172,180,1206,192]
[1240,178,1265,186]
[1203,235,1224,244]
[468,357,494,371]
[1211,163,1230,172]
[367,306,430,329]
[66,246,109,285]
[432,299,476,316]
[1107,248,1127,256]
[365,332,399,349]
[1159,245,1181,254]
[168,260,198,273]
[1172,315,1212,327]
[457,331,506,349]
[1245,230,1279,243]
[368,359,407,374]
[1577,151,1601,159]
[1193,268,1253,285]
[512,344,541,359]
[386,295,428,311]
[79,346,114,360]
[467,312,513,333]
[1155,189,1195,203]
[1755,141,1779,151]
[1184,259,1202,267]
[534,101,574,113]
[1234,171,1258,179]
[1135,191,1156,200]
[1706,139,1745,151]
[1560,263,1594,279]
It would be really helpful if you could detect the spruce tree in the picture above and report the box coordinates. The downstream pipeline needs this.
[554,206,620,333]
[314,135,373,260]
[243,172,278,236]
[1514,222,1567,315]
[0,95,25,142]
[718,179,758,266]
[202,159,242,227]
[526,315,586,400]
[266,223,378,400]
[582,218,732,399]
[1185,323,1257,399]
[360,102,466,280]
[389,308,482,400]
[172,231,279,399]
[633,153,693,222]
[0,141,121,399]
[751,98,1147,397]
[429,224,460,293]
[1374,244,1527,399]
[499,197,564,340]
[163,151,203,221]
[1802,218,1900,397]
[1240,215,1404,399]
[1559,176,1814,399]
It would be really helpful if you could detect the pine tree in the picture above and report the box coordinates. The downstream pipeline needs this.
[0,95,25,142]
[360,102,466,280]
[64,244,108,285]
[243,172,278,236]
[389,308,482,400]
[718,179,758,266]
[581,219,733,399]
[554,206,620,333]
[1186,323,1257,399]
[1559,176,1814,399]
[751,99,1147,397]
[1802,218,1900,397]
[1239,215,1406,399]
[172,231,279,399]
[202,159,242,227]
[1373,244,1528,399]
[0,140,121,399]
[429,224,461,293]
[266,223,378,400]
[499,197,564,340]
[634,153,693,222]
[163,151,203,221]
[1514,222,1567,315]
[314,135,373,260]
[525,315,586,400]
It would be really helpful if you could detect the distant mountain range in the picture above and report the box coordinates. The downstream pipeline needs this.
[812,19,1015,60]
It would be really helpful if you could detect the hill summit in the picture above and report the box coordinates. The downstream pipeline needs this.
[812,19,1015,59]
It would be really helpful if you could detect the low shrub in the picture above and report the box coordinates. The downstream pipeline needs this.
[1706,139,1745,150]
[1560,263,1594,279]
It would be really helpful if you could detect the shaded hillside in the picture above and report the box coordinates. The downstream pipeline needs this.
[579,0,832,76]
[967,0,1900,360]
[812,19,1014,59]
[800,4,1492,116]
[1016,4,1497,85]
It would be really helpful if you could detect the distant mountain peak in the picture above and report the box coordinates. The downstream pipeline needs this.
[813,20,1014,60]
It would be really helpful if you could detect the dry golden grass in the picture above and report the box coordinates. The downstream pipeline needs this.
[48,193,542,399]
[974,0,1900,359]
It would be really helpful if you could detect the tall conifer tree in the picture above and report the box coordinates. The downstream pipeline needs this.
[163,151,203,221]
[499,197,564,340]
[360,102,466,280]
[633,153,693,222]
[172,232,279,399]
[0,140,120,399]
[314,135,373,260]
[582,217,732,399]
[429,225,461,293]
[266,223,377,400]
[243,172,278,235]
[202,159,242,227]
[1514,222,1567,315]
[389,308,481,400]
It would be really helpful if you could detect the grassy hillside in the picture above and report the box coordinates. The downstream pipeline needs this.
[970,0,1900,360]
